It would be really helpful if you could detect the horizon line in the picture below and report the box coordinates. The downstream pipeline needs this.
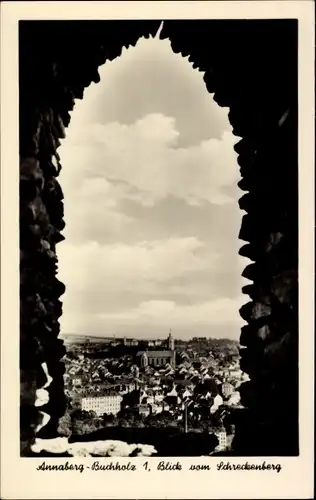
[60,332,239,342]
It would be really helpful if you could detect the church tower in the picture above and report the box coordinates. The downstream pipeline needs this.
[168,328,175,351]
[140,352,148,369]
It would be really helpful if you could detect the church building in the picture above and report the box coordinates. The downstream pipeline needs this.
[136,330,176,369]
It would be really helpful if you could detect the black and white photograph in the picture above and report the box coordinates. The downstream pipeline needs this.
[1,1,314,499]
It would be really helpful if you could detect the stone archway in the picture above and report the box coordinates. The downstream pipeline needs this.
[19,19,298,456]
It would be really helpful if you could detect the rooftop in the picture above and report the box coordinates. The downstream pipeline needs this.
[81,392,122,399]
[136,350,174,358]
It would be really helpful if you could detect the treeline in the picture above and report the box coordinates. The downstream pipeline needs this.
[58,404,233,441]
[67,425,219,457]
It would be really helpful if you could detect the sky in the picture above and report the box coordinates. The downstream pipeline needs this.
[57,33,249,340]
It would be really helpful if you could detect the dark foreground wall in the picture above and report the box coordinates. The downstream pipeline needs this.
[19,19,298,456]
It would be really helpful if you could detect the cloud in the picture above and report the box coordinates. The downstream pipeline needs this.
[58,235,247,338]
[98,297,243,325]
[71,35,230,147]
[60,113,239,209]
[60,296,246,339]
[58,237,218,293]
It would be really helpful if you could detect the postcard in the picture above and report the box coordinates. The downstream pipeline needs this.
[0,1,314,498]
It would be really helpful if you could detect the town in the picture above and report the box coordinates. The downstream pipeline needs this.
[59,331,248,455]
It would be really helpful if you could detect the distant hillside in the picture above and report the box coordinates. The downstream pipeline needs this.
[60,334,114,344]
[61,333,239,345]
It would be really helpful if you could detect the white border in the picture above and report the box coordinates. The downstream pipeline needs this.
[1,2,314,499]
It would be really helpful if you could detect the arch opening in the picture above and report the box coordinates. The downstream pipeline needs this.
[53,32,249,455]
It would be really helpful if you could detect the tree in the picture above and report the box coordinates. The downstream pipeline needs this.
[71,409,101,435]
[209,410,224,428]
[204,378,219,395]
[57,411,72,437]
[103,413,117,427]
[117,408,145,428]
[145,411,176,428]
[194,383,208,397]
[121,389,140,408]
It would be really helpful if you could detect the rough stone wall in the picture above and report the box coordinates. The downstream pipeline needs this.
[19,19,298,456]
[19,20,161,455]
[159,20,298,455]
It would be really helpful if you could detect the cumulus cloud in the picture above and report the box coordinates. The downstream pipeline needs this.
[58,237,217,291]
[58,235,245,336]
[60,113,239,209]
[61,295,245,339]
[70,35,230,147]
[97,297,244,326]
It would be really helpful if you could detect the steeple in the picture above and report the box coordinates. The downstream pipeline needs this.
[168,328,174,351]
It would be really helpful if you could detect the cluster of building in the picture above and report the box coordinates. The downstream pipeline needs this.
[64,331,247,452]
